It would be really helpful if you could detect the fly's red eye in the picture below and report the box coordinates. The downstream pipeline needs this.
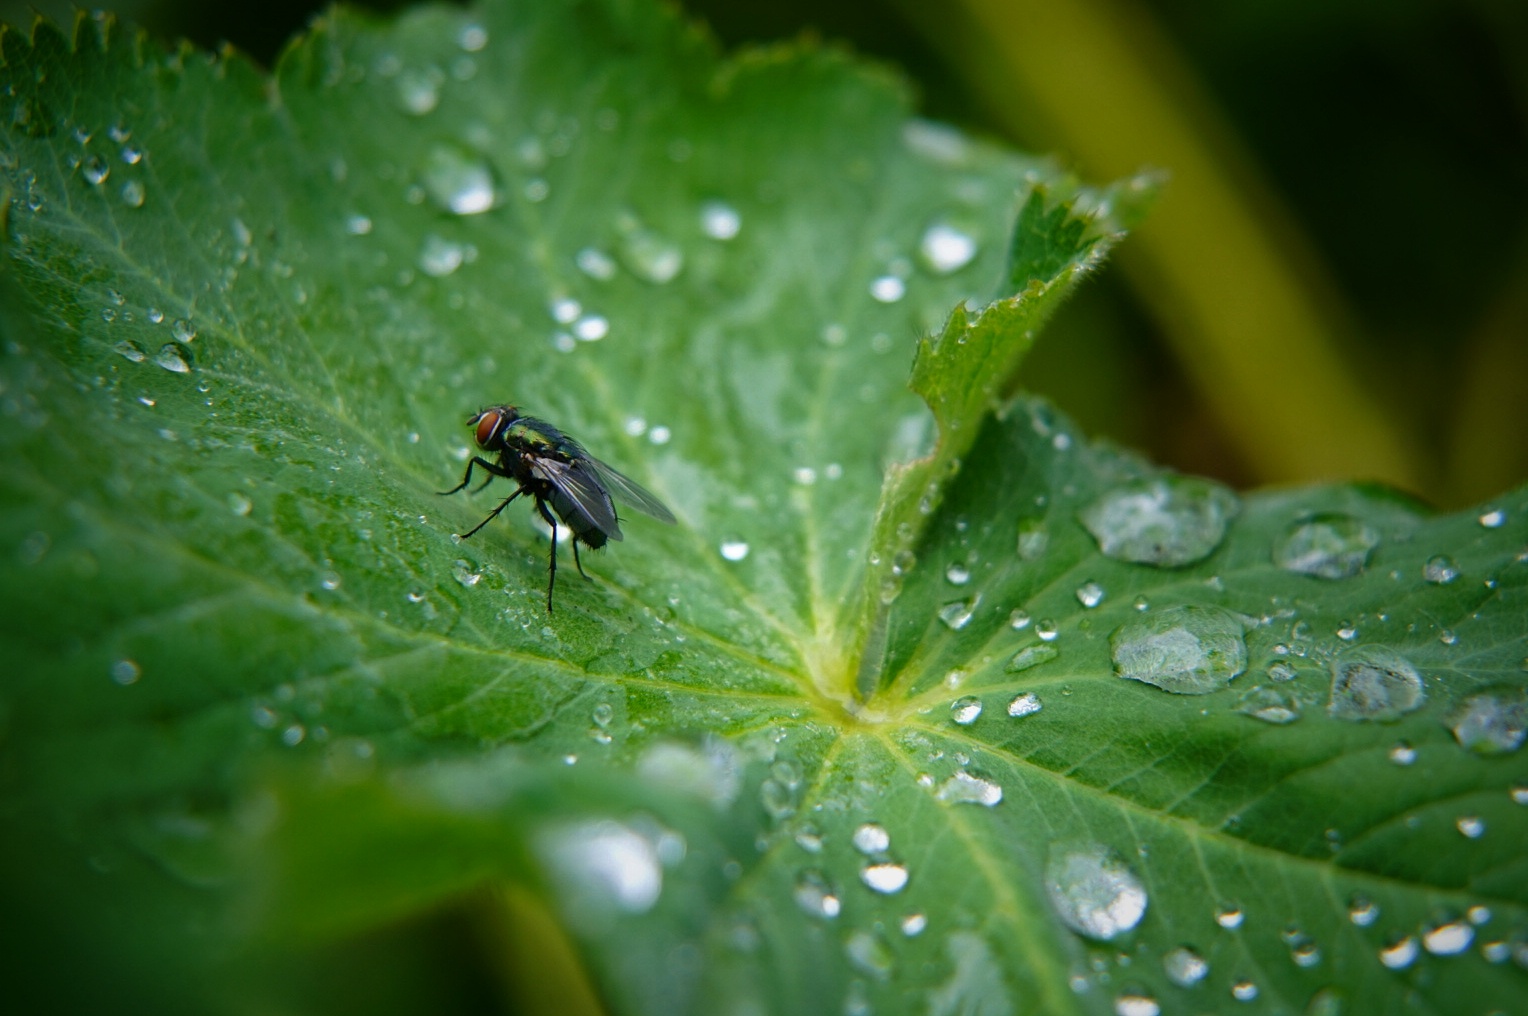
[474,410,503,447]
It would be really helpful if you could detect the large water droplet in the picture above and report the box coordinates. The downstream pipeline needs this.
[1273,513,1380,580]
[1236,687,1300,724]
[619,226,683,284]
[861,862,909,894]
[1478,508,1506,528]
[1110,605,1248,695]
[119,179,145,207]
[422,143,496,214]
[1006,645,1057,673]
[1163,946,1208,987]
[935,771,1002,807]
[153,343,190,373]
[1328,646,1425,722]
[110,658,141,686]
[1379,935,1418,970]
[1423,554,1459,584]
[1080,476,1238,567]
[938,596,979,630]
[852,822,890,855]
[1114,991,1160,1016]
[1045,844,1147,941]
[1075,580,1105,608]
[114,340,146,363]
[719,540,749,562]
[1007,691,1043,717]
[537,819,662,915]
[1446,689,1527,754]
[1422,917,1474,955]
[918,220,979,274]
[950,695,983,725]
[794,869,841,919]
[699,199,741,240]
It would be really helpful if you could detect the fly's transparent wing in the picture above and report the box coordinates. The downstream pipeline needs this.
[529,457,623,541]
[583,456,677,524]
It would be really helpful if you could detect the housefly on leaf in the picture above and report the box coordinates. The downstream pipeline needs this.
[441,405,676,612]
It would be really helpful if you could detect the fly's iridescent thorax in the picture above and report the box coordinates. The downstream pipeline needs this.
[503,416,573,461]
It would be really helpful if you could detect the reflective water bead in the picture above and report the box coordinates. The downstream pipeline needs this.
[422,143,495,214]
[934,771,1002,806]
[1423,554,1459,584]
[1348,894,1379,926]
[1162,946,1208,987]
[1479,508,1506,528]
[1045,844,1147,941]
[918,220,979,275]
[1079,476,1238,567]
[852,823,890,855]
[1113,992,1160,1016]
[1008,609,1031,630]
[699,199,741,240]
[719,540,749,562]
[1379,935,1418,969]
[1215,904,1245,929]
[1075,580,1105,608]
[1388,741,1417,765]
[793,869,840,919]
[950,695,983,725]
[1006,645,1057,673]
[1007,691,1043,717]
[1272,513,1380,579]
[110,659,141,686]
[1110,605,1248,695]
[1422,918,1474,955]
[1328,647,1425,722]
[1230,980,1258,1002]
[938,597,978,630]
[870,275,905,303]
[861,862,909,894]
[1456,815,1486,838]
[1035,619,1059,642]
[945,562,971,585]
[1447,689,1527,754]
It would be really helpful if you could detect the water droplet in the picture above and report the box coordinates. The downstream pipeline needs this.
[319,570,342,591]
[1080,476,1238,567]
[1388,741,1417,765]
[1438,628,1458,646]
[718,539,749,562]
[1348,894,1379,926]
[1110,605,1248,695]
[1511,784,1528,805]
[950,695,983,725]
[1114,991,1160,1016]
[1215,904,1245,929]
[83,155,109,185]
[945,562,971,585]
[938,597,979,631]
[1016,519,1049,561]
[395,66,443,115]
[119,179,145,207]
[1035,619,1059,642]
[346,214,373,235]
[575,246,617,280]
[1008,609,1031,630]
[1045,844,1147,941]
[1328,646,1425,722]
[422,143,496,214]
[900,912,927,936]
[760,778,795,820]
[870,274,906,303]
[1423,555,1459,584]
[1422,918,1474,955]
[1075,580,1105,608]
[699,199,741,240]
[227,492,252,516]
[1005,645,1057,675]
[451,559,481,587]
[793,869,841,919]
[110,658,141,686]
[1456,814,1486,838]
[935,771,1002,807]
[851,823,891,855]
[1379,935,1418,969]
[1163,946,1208,987]
[861,862,909,894]
[1267,660,1297,682]
[458,22,488,51]
[171,319,197,342]
[792,466,817,485]
[1230,980,1258,1002]
[573,314,608,341]
[1479,508,1506,528]
[114,340,146,363]
[648,426,671,445]
[1273,513,1380,579]
[918,220,978,274]
[537,819,662,915]
[845,928,893,980]
[282,723,306,746]
[1447,689,1527,754]
[1236,687,1300,724]
[419,234,465,276]
[619,227,683,283]
[153,343,190,373]
[1007,691,1043,717]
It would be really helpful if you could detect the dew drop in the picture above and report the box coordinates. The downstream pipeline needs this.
[934,771,1002,807]
[575,247,617,281]
[119,179,145,207]
[419,234,465,276]
[852,823,890,855]
[861,862,909,894]
[1075,580,1105,608]
[1478,508,1506,528]
[1110,605,1248,695]
[1273,513,1380,580]
[1163,946,1208,987]
[282,723,306,747]
[228,492,252,516]
[452,559,481,587]
[1035,619,1059,642]
[153,343,190,373]
[793,869,841,919]
[1511,784,1528,805]
[422,143,496,215]
[171,319,197,342]
[573,314,609,341]
[1236,687,1300,724]
[1423,555,1459,584]
[110,658,141,686]
[1080,476,1238,567]
[537,819,662,915]
[1215,904,1245,929]
[458,22,488,51]
[1007,691,1043,717]
[1006,645,1057,675]
[346,214,373,235]
[1328,646,1425,722]
[1008,609,1031,630]
[1447,689,1527,754]
[699,199,741,240]
[1045,844,1147,941]
[1422,918,1474,955]
[1348,893,1379,926]
[1016,519,1049,561]
[1456,815,1486,838]
[900,912,927,936]
[1388,741,1417,765]
[938,597,979,631]
[83,155,109,185]
[918,220,979,274]
[619,227,683,284]
[114,340,146,363]
[1114,991,1160,1016]
[1230,980,1258,1002]
[1379,935,1418,970]
[945,562,971,585]
[719,540,749,562]
[950,695,983,725]
[395,66,443,115]
[845,928,893,980]
[870,274,906,303]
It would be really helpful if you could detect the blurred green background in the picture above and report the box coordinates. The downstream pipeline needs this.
[7,0,1526,506]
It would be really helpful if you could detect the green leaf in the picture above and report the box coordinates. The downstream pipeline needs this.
[2,4,1526,1016]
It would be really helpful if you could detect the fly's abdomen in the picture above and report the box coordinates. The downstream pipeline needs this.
[546,484,614,547]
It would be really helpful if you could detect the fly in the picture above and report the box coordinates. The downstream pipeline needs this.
[441,404,676,612]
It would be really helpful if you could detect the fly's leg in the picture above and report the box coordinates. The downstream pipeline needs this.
[439,456,510,496]
[536,498,560,613]
[460,488,523,540]
[571,537,592,580]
